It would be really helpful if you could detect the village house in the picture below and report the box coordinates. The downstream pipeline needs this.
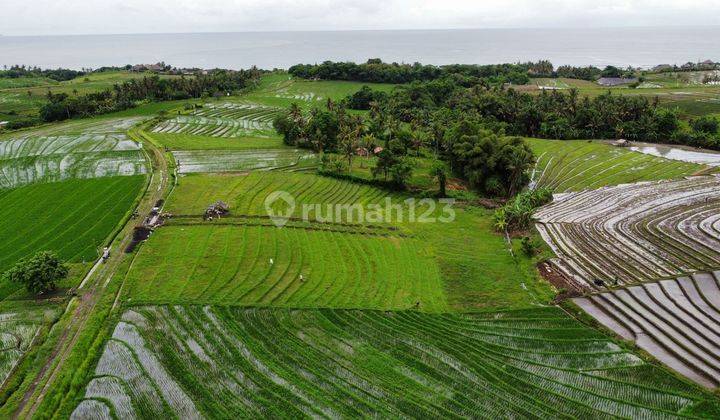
[131,62,166,72]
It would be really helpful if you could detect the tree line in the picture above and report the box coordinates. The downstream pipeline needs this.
[288,59,646,85]
[39,70,261,122]
[347,78,720,150]
[288,59,547,85]
[0,65,85,82]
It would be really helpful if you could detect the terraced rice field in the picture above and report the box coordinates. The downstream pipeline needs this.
[0,176,145,299]
[145,132,284,151]
[152,103,283,138]
[0,133,146,189]
[535,175,720,289]
[527,138,705,192]
[243,73,398,109]
[72,306,719,418]
[166,172,402,216]
[575,271,720,389]
[173,149,317,173]
[124,225,447,311]
[127,172,550,311]
[0,304,60,387]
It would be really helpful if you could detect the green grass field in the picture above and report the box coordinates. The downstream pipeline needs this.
[0,71,182,123]
[243,72,397,109]
[0,176,145,300]
[123,172,553,311]
[527,138,707,192]
[0,77,57,90]
[73,305,720,418]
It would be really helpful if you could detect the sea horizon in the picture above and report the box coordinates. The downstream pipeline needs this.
[1,26,719,70]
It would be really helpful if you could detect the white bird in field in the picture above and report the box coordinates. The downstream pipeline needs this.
[270,258,274,265]
[299,274,304,281]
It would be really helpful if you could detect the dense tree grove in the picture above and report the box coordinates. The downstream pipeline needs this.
[288,59,635,85]
[555,65,602,80]
[343,86,388,110]
[443,120,535,196]
[289,59,544,85]
[0,65,85,81]
[39,70,261,122]
[494,188,554,232]
[351,78,720,149]
[274,98,536,195]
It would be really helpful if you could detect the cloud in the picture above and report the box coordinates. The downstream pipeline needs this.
[1,0,718,36]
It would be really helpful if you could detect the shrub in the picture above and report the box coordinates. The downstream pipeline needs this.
[494,187,553,232]
[520,236,537,256]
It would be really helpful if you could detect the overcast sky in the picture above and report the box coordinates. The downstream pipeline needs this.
[2,0,719,36]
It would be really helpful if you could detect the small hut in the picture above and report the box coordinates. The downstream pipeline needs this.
[204,200,230,219]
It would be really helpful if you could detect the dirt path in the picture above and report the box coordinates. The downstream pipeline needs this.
[13,127,170,419]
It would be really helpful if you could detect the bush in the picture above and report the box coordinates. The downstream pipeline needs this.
[494,187,553,232]
[318,154,348,174]
[520,236,537,256]
[691,116,719,135]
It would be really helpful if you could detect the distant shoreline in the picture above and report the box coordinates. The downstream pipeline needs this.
[1,26,718,70]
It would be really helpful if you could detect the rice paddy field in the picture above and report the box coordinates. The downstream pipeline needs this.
[243,72,397,109]
[575,271,720,389]
[0,176,145,299]
[147,132,284,150]
[0,302,61,387]
[173,149,317,173]
[122,172,552,312]
[527,138,707,192]
[71,305,720,419]
[3,71,720,417]
[0,132,146,189]
[152,103,284,139]
[535,175,720,288]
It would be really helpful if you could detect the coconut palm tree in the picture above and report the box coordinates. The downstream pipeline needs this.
[430,160,449,197]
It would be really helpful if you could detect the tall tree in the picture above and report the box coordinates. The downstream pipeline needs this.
[3,251,69,295]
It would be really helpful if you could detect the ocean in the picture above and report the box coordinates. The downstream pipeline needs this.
[1,26,719,70]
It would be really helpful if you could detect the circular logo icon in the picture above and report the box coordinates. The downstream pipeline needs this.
[264,191,295,227]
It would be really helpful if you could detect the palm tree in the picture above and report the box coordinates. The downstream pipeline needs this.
[359,133,376,168]
[339,117,362,171]
[430,160,449,197]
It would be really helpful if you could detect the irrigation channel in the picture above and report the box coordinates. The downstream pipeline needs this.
[12,124,172,419]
